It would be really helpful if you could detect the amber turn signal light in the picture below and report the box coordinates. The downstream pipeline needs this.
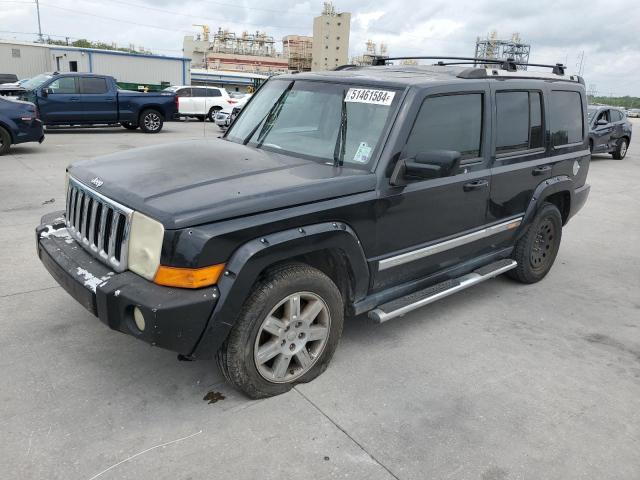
[154,263,225,289]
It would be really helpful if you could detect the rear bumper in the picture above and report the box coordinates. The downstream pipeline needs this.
[569,183,590,221]
[36,212,218,356]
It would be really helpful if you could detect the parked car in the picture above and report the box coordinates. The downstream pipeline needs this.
[19,73,178,133]
[0,96,44,155]
[627,108,640,118]
[214,94,252,129]
[37,57,590,398]
[0,78,29,99]
[163,85,238,122]
[588,106,632,159]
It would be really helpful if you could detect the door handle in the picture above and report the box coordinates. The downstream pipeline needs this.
[532,165,552,176]
[105,97,114,101]
[69,97,80,101]
[463,179,489,192]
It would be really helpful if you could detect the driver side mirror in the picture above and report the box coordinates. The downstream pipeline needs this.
[391,150,462,186]
[596,119,608,126]
[40,87,51,97]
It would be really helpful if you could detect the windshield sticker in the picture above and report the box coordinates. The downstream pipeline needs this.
[353,142,372,163]
[345,88,395,106]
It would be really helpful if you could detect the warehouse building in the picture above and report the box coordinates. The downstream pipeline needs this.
[0,40,190,88]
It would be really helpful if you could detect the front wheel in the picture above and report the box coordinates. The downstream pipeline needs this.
[139,109,164,133]
[0,126,11,155]
[216,263,344,398]
[507,202,563,284]
[612,138,628,160]
[120,121,138,130]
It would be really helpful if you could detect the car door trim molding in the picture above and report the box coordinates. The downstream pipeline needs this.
[377,216,523,271]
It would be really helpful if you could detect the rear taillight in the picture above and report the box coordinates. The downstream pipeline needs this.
[228,99,237,104]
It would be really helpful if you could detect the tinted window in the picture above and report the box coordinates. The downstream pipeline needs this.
[404,94,482,159]
[48,77,77,94]
[550,91,583,146]
[176,88,191,97]
[495,91,544,154]
[79,77,108,94]
[207,88,222,97]
[611,110,623,122]
[192,88,208,97]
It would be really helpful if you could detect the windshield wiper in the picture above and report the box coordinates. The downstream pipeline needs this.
[242,81,294,146]
[333,91,348,167]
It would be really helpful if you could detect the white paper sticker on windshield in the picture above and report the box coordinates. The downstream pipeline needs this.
[345,88,395,106]
[353,142,372,163]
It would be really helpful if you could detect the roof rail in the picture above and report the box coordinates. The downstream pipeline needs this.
[371,56,567,76]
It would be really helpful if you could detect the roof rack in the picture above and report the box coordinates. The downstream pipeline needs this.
[371,56,567,76]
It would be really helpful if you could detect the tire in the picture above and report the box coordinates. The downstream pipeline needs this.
[0,126,11,155]
[197,115,206,122]
[207,106,222,123]
[507,202,563,284]
[612,137,628,160]
[120,122,138,130]
[139,109,164,133]
[216,263,344,398]
[589,139,593,154]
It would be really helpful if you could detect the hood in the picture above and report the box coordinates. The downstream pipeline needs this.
[68,138,376,229]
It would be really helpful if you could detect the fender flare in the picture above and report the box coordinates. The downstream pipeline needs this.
[191,221,369,358]
[517,175,573,238]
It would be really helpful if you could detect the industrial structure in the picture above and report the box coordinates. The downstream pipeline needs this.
[0,39,190,87]
[312,2,351,71]
[183,28,288,75]
[351,40,388,66]
[474,31,531,70]
[283,35,313,72]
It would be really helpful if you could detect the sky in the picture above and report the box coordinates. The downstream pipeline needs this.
[1,0,639,96]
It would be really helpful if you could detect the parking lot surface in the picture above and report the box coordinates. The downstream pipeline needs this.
[1,120,639,479]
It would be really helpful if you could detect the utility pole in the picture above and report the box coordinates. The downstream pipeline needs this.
[35,0,44,43]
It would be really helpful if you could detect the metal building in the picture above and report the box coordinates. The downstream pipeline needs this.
[474,31,531,70]
[0,40,191,87]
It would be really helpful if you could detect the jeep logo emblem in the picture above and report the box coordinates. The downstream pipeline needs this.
[91,177,104,188]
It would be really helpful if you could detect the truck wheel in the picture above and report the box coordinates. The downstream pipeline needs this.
[0,126,11,155]
[120,122,138,130]
[139,109,164,133]
[612,137,628,160]
[507,202,562,284]
[216,263,344,398]
[207,107,222,123]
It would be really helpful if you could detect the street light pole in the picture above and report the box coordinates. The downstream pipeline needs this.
[35,0,43,43]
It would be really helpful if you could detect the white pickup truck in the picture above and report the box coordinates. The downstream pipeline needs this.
[164,85,238,122]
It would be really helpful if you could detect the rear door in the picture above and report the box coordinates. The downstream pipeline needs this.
[488,87,549,227]
[191,87,208,115]
[38,76,81,124]
[609,109,624,146]
[77,76,117,122]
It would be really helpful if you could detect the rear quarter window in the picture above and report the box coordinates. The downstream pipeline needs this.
[549,91,584,147]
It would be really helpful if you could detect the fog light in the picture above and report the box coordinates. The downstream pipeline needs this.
[133,307,146,332]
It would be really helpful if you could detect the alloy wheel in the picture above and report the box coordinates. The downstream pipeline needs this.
[253,292,331,383]
[144,113,161,131]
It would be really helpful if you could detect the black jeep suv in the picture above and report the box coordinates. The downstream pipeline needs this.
[36,57,591,398]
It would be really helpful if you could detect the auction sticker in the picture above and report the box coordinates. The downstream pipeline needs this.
[345,88,395,106]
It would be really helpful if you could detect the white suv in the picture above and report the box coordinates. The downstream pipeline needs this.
[164,86,238,122]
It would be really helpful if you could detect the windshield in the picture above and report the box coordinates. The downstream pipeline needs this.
[587,107,597,121]
[226,79,400,168]
[21,73,54,90]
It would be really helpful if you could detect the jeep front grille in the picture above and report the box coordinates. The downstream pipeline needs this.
[65,177,133,272]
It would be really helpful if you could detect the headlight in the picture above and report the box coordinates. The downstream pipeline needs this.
[127,211,164,280]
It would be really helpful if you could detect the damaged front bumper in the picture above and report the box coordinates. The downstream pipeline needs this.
[36,212,219,356]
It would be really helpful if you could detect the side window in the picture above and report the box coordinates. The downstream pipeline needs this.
[611,110,622,122]
[596,110,610,124]
[208,88,222,97]
[495,91,544,154]
[192,88,208,97]
[47,77,77,94]
[176,88,191,97]
[79,77,108,94]
[550,91,584,146]
[404,93,483,161]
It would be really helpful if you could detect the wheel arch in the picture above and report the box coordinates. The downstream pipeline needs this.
[0,120,15,143]
[191,221,370,358]
[518,176,573,238]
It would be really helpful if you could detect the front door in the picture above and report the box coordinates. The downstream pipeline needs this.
[592,109,613,152]
[373,87,493,290]
[38,76,81,124]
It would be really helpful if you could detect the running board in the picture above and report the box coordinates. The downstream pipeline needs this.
[368,259,517,323]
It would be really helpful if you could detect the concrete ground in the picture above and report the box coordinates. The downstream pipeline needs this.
[1,119,639,480]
